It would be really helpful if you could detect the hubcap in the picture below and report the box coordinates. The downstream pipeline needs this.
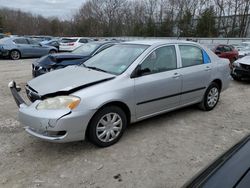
[207,87,219,108]
[11,51,20,60]
[96,113,122,143]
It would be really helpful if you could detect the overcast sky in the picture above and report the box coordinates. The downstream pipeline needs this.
[0,0,85,20]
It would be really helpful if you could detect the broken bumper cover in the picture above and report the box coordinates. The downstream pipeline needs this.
[8,81,94,143]
[232,67,250,78]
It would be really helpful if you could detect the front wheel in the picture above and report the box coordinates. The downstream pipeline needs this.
[10,50,21,60]
[199,83,220,111]
[88,106,127,147]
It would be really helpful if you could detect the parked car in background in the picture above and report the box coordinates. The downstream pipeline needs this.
[9,40,230,146]
[207,44,239,64]
[231,55,250,81]
[32,41,117,77]
[40,39,60,51]
[0,37,57,60]
[29,36,53,42]
[238,47,250,58]
[184,135,250,188]
[59,37,92,52]
[0,33,8,39]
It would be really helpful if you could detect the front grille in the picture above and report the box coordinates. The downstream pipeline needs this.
[25,85,41,102]
[240,63,250,70]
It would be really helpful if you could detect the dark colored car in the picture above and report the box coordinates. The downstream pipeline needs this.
[183,135,250,188]
[231,55,250,81]
[40,39,60,51]
[208,44,239,64]
[32,41,117,77]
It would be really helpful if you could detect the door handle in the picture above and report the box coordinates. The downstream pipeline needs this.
[205,66,212,71]
[172,72,181,78]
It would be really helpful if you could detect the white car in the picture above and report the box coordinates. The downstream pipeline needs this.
[238,47,250,58]
[59,37,92,52]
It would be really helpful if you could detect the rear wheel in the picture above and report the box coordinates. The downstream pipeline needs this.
[10,50,21,60]
[88,106,127,147]
[199,83,220,111]
[49,50,57,54]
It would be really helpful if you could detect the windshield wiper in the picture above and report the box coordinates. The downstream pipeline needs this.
[85,66,108,73]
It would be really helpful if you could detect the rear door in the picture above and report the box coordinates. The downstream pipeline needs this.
[134,45,182,119]
[27,39,48,56]
[177,45,212,105]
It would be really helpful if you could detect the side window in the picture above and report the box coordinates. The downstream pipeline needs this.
[79,39,88,43]
[140,45,177,74]
[224,46,232,52]
[13,38,29,44]
[203,50,211,64]
[27,39,39,45]
[179,45,203,67]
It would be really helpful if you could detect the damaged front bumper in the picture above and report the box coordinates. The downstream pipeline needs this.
[8,81,93,143]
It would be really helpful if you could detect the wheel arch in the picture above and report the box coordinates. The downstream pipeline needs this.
[85,101,131,138]
[10,49,22,57]
[211,79,222,91]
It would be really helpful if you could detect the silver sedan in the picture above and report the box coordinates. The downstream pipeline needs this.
[9,40,231,147]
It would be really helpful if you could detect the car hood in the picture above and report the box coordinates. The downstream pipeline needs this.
[48,53,88,62]
[35,53,90,67]
[27,66,115,97]
[237,56,250,65]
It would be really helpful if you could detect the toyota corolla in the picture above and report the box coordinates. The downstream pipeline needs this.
[9,40,230,147]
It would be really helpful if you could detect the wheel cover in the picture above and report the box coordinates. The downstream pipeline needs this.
[96,113,122,143]
[11,51,20,60]
[207,87,219,108]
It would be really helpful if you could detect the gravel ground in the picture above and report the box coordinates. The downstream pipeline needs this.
[0,58,250,188]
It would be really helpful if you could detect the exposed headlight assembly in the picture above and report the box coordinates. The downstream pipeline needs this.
[36,96,80,110]
[232,61,240,67]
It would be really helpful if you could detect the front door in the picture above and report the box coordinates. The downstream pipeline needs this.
[134,45,182,119]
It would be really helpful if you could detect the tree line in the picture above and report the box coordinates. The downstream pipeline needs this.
[0,0,250,37]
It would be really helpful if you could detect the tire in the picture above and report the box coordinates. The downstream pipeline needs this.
[10,50,21,60]
[231,74,242,81]
[199,82,220,111]
[88,106,127,147]
[49,50,57,54]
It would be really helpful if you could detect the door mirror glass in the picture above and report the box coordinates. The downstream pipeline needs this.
[132,65,151,78]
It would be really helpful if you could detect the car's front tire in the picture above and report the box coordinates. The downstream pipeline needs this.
[199,82,220,111]
[10,50,21,60]
[88,106,127,147]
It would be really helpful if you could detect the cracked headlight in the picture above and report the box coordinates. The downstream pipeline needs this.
[232,61,240,67]
[37,96,80,110]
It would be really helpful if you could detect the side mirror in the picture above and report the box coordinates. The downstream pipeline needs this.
[131,65,151,78]
[39,43,42,46]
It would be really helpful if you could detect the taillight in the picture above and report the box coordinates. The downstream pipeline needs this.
[68,42,75,46]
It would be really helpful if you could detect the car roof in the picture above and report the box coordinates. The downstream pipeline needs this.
[90,41,118,45]
[123,40,198,46]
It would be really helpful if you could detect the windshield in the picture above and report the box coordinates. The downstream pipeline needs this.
[84,44,149,75]
[60,38,77,43]
[72,43,100,56]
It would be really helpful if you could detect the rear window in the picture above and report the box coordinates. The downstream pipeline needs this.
[60,38,77,43]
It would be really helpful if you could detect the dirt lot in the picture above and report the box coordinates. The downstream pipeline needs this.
[0,58,250,188]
